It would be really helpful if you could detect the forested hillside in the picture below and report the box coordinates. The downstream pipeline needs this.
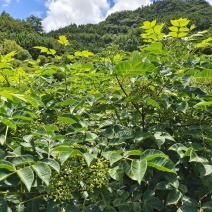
[0,0,212,60]
[47,0,212,52]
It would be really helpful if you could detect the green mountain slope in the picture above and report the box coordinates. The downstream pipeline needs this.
[0,0,212,59]
[46,0,212,52]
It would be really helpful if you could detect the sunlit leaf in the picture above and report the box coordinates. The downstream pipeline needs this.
[83,152,95,167]
[17,167,34,192]
[131,159,147,184]
[58,35,69,45]
[0,160,16,171]
[109,163,124,182]
[32,162,51,186]
[12,155,35,166]
[166,190,182,205]
[42,158,60,173]
[148,157,176,174]
[2,118,16,131]
[140,149,168,161]
[109,151,123,166]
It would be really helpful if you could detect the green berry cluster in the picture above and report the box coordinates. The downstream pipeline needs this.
[47,156,109,202]
[55,120,68,134]
[10,120,44,137]
[85,157,110,192]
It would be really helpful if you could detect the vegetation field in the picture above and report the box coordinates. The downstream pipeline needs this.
[0,16,212,211]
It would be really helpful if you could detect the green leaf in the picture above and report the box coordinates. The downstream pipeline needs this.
[0,63,11,69]
[83,152,95,167]
[165,173,179,189]
[131,202,142,212]
[0,160,16,171]
[140,149,168,161]
[180,195,195,207]
[178,32,188,38]
[13,115,33,122]
[13,94,40,108]
[58,152,71,165]
[0,135,5,145]
[65,202,80,212]
[0,169,15,181]
[144,198,164,211]
[194,69,212,78]
[166,190,182,205]
[154,132,175,148]
[12,155,35,166]
[57,116,77,125]
[189,149,208,163]
[177,101,188,113]
[42,158,60,173]
[146,98,159,108]
[151,20,157,27]
[0,199,8,212]
[16,204,24,212]
[169,31,178,38]
[148,157,176,174]
[41,69,58,76]
[109,151,123,165]
[135,131,150,141]
[131,159,147,184]
[196,163,212,177]
[177,206,198,212]
[34,46,48,53]
[142,41,164,53]
[113,61,131,76]
[130,62,157,76]
[85,132,98,141]
[141,21,152,29]
[44,125,59,132]
[0,149,5,159]
[155,181,173,190]
[169,26,179,32]
[17,166,34,192]
[169,143,188,158]
[195,101,212,107]
[52,146,82,155]
[202,201,212,211]
[123,150,142,157]
[143,191,164,211]
[2,118,16,131]
[57,99,77,106]
[58,35,69,45]
[109,163,124,182]
[124,161,136,180]
[32,162,51,186]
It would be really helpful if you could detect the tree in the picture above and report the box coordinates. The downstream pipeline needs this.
[26,15,44,34]
[0,39,32,60]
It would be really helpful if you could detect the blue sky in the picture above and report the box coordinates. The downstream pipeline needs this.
[1,0,212,32]
[0,0,46,19]
[1,0,118,20]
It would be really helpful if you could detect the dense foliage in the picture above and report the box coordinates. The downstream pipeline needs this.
[0,17,212,211]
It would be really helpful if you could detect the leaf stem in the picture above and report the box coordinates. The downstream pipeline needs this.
[115,76,146,130]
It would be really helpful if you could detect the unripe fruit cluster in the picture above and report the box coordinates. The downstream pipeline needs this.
[47,155,109,202]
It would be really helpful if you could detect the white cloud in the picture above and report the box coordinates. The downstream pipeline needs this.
[42,0,151,32]
[206,0,212,4]
[2,0,11,7]
[106,0,151,15]
[1,0,19,7]
[42,0,110,32]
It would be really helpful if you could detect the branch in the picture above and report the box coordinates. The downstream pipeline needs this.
[115,76,146,130]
